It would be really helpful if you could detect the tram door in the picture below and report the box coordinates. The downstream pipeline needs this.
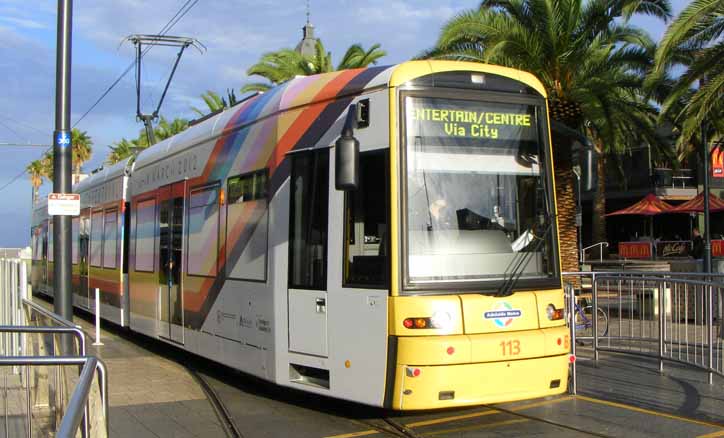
[158,182,186,344]
[287,150,330,357]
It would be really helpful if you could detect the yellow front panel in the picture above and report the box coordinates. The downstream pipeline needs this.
[392,355,569,410]
[460,293,539,334]
[397,335,471,365]
[469,329,545,362]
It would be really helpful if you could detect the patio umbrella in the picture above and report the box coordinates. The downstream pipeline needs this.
[666,191,724,213]
[605,193,674,216]
[605,193,674,238]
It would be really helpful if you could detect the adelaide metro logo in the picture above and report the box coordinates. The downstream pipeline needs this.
[484,302,522,328]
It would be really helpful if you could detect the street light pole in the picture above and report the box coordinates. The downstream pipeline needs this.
[53,0,73,323]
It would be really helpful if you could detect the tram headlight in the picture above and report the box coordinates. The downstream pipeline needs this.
[430,311,452,330]
[546,304,564,321]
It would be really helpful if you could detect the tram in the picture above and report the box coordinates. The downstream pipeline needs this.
[31,61,570,410]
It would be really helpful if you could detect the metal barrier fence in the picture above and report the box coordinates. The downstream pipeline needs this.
[564,271,724,393]
[0,257,108,438]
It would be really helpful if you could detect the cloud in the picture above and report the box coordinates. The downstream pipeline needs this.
[0,17,47,30]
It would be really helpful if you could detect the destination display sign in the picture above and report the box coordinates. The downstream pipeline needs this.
[406,96,537,142]
[48,193,80,216]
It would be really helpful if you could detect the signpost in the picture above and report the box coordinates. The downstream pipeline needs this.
[53,0,74,326]
[48,193,80,216]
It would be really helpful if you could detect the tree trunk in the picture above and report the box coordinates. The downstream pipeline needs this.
[590,148,608,261]
[551,129,579,287]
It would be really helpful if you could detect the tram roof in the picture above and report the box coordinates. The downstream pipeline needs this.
[73,157,131,194]
[132,61,546,170]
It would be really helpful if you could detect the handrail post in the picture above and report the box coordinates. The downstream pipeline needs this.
[708,284,714,384]
[567,282,577,395]
[658,281,665,373]
[592,272,599,362]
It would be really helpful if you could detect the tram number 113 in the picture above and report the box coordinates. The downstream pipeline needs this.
[500,340,521,356]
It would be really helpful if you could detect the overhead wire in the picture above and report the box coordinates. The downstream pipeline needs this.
[0,0,200,194]
[72,0,200,128]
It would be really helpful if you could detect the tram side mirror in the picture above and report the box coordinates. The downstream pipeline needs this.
[335,104,360,191]
[572,140,597,192]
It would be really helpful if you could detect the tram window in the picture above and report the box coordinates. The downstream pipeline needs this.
[344,151,388,287]
[289,150,329,290]
[134,199,156,272]
[188,185,220,277]
[103,209,118,269]
[226,170,268,281]
[71,217,79,265]
[48,222,54,262]
[90,210,103,267]
[80,216,90,275]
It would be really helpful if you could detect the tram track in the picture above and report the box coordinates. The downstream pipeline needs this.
[187,366,245,438]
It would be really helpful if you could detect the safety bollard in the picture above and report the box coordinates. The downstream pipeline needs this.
[93,288,103,346]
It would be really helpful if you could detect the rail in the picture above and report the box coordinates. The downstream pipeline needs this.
[580,241,608,263]
[0,356,107,438]
[563,271,724,395]
[0,257,108,437]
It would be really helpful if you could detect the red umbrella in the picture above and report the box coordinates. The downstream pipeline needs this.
[666,191,724,213]
[605,193,674,216]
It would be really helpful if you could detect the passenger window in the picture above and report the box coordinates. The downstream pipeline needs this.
[289,150,329,290]
[47,221,54,262]
[103,209,118,269]
[187,185,220,277]
[344,151,388,287]
[72,217,79,264]
[226,170,268,281]
[90,211,103,267]
[134,199,156,272]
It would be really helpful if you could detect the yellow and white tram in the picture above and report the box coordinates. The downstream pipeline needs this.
[31,61,570,410]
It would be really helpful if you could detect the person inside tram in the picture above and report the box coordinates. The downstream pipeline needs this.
[428,198,456,231]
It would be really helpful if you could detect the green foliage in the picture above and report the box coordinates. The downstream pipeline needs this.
[425,0,671,155]
[107,117,189,164]
[241,40,386,92]
[650,0,724,156]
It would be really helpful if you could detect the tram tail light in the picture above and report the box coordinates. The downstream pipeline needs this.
[546,304,564,321]
[402,313,452,330]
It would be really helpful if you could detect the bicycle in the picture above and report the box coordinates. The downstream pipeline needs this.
[573,295,609,338]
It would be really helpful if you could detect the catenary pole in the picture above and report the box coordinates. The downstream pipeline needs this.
[53,0,73,324]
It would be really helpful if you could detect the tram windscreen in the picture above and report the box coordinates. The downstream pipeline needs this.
[403,95,556,287]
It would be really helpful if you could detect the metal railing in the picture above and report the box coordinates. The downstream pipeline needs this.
[564,271,724,393]
[0,257,108,438]
[580,242,609,263]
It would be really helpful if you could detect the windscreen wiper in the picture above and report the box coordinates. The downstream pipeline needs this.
[495,213,554,297]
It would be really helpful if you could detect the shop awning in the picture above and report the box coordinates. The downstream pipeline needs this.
[667,191,724,213]
[605,193,674,216]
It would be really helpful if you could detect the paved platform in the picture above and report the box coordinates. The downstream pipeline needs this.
[32,298,724,437]
[33,299,225,438]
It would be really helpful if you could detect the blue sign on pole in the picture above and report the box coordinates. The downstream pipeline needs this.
[56,131,71,148]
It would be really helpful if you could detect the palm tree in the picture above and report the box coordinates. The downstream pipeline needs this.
[154,116,189,141]
[71,128,93,177]
[652,0,724,153]
[427,0,671,275]
[26,160,45,204]
[241,40,386,93]
[107,138,139,165]
[107,117,189,164]
[191,91,229,117]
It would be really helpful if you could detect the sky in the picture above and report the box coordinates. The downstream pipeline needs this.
[0,0,687,247]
